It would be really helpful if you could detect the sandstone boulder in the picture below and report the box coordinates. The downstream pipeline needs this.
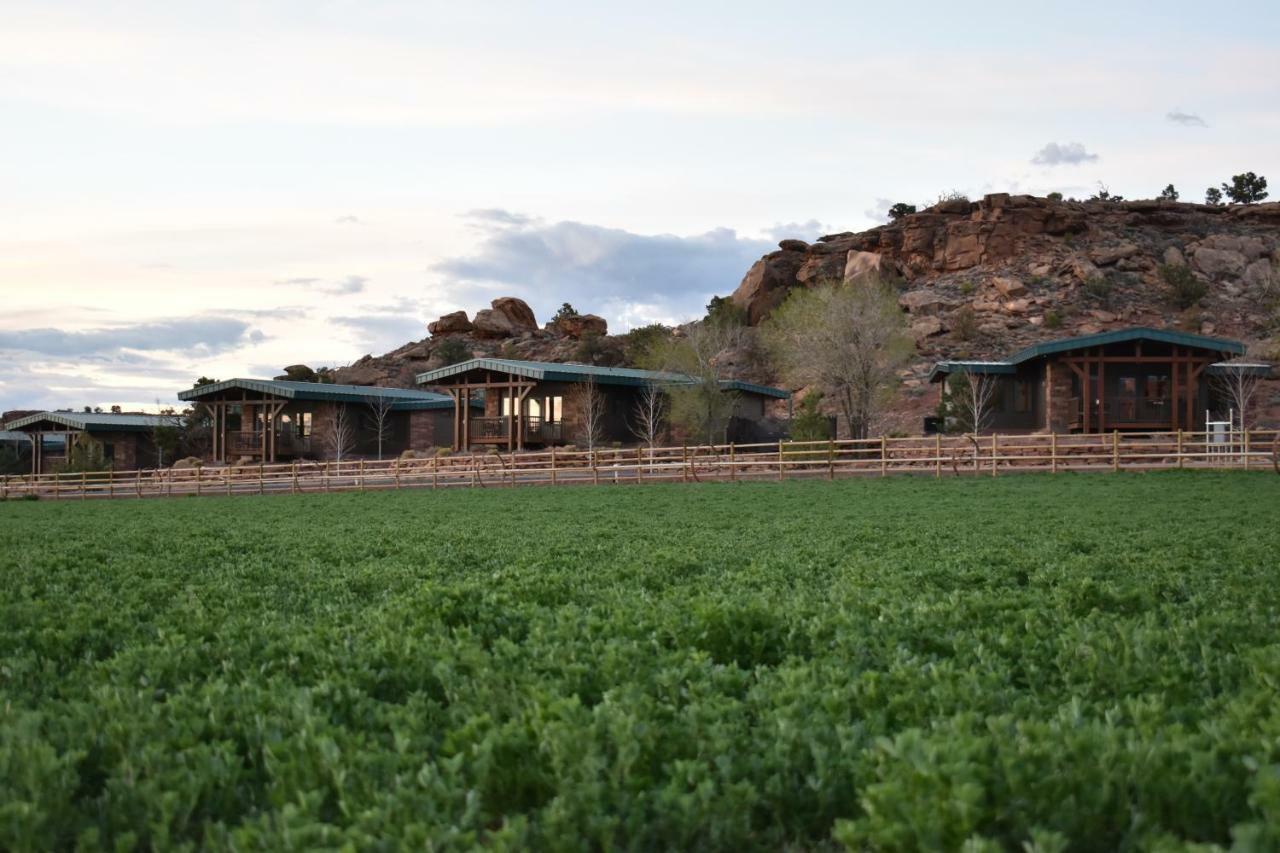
[428,311,474,335]
[1162,246,1186,267]
[898,291,952,315]
[844,251,896,285]
[1089,243,1140,266]
[992,276,1027,298]
[1192,246,1247,279]
[490,297,538,331]
[730,252,807,325]
[778,239,809,252]
[554,313,608,339]
[1002,298,1031,315]
[910,316,944,341]
[1242,258,1274,290]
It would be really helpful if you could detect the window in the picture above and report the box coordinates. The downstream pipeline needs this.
[1119,377,1137,396]
[297,412,312,437]
[1144,375,1168,400]
[102,442,114,461]
[1012,381,1032,413]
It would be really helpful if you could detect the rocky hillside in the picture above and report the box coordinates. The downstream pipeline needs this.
[730,194,1280,429]
[305,193,1279,431]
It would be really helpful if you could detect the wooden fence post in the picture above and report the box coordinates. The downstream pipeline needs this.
[108,465,114,499]
[166,468,173,498]
[778,440,785,481]
[358,459,365,493]
[80,470,87,500]
[592,449,600,486]
[1177,430,1184,469]
[990,434,997,477]
[1051,432,1057,474]
[432,455,439,490]
[1244,430,1250,471]
[880,436,887,478]
[195,464,202,497]
[935,434,942,479]
[226,464,232,496]
[682,444,689,483]
[1112,430,1120,473]
[291,462,299,494]
[395,460,402,490]
[258,463,264,495]
[550,446,557,486]
[730,442,737,482]
[136,468,142,498]
[828,440,835,480]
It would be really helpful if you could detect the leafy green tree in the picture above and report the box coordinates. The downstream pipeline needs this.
[622,323,671,366]
[552,302,579,323]
[1046,191,1064,202]
[789,392,831,441]
[573,331,624,366]
[1221,172,1268,204]
[887,202,916,221]
[1159,184,1179,201]
[1205,187,1224,206]
[0,443,30,475]
[435,337,471,366]
[704,295,746,328]
[763,278,912,439]
[193,376,218,388]
[1159,263,1208,309]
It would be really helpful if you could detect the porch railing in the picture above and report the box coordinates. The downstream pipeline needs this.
[1070,397,1176,427]
[468,417,564,444]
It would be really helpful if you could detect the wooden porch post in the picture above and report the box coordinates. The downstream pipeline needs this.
[1097,356,1106,433]
[463,388,471,451]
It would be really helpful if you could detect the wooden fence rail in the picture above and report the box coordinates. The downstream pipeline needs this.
[1,430,1277,502]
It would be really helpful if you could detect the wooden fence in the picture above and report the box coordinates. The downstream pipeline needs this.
[2,430,1278,502]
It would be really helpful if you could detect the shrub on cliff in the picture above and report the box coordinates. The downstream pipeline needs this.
[1160,263,1208,309]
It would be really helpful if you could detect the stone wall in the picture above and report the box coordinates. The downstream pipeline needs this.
[1045,360,1075,432]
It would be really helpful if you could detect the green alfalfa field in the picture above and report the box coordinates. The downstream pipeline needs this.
[2,471,1279,851]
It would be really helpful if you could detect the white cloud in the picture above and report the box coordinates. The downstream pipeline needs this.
[1167,109,1207,127]
[1031,142,1099,166]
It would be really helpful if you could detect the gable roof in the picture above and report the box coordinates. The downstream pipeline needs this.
[4,412,184,432]
[177,378,468,409]
[1006,327,1244,363]
[415,358,791,399]
[929,327,1250,382]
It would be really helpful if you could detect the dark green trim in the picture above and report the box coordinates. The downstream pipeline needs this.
[927,361,1017,383]
[415,358,790,399]
[178,378,457,406]
[1006,327,1244,364]
[3,412,184,433]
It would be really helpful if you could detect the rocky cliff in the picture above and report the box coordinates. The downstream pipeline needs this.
[729,194,1280,429]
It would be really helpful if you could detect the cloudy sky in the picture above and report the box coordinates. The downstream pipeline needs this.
[3,1,1278,412]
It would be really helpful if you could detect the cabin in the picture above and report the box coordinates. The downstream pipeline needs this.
[3,412,184,473]
[929,327,1270,433]
[415,358,791,451]
[177,379,480,463]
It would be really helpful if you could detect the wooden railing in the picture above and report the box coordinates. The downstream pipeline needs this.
[2,430,1277,501]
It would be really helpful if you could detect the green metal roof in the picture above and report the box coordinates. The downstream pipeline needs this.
[1006,327,1244,364]
[415,358,791,399]
[928,328,1250,383]
[927,361,1019,383]
[178,378,460,407]
[4,412,185,433]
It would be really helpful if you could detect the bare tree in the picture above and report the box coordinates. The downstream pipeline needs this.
[364,393,396,461]
[947,368,1000,434]
[944,368,1001,471]
[321,403,357,462]
[648,320,745,445]
[1211,362,1264,430]
[763,277,913,440]
[631,381,667,462]
[572,374,605,452]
